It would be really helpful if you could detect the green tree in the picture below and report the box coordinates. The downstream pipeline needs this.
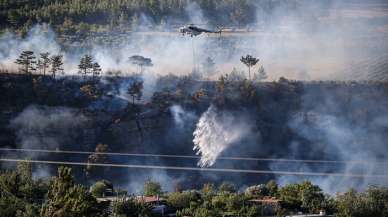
[278,183,301,211]
[298,181,325,213]
[240,54,259,80]
[335,189,364,217]
[143,180,162,196]
[90,180,113,198]
[15,51,36,75]
[0,162,47,217]
[92,62,102,78]
[245,184,269,198]
[335,186,388,217]
[363,186,388,217]
[78,54,93,76]
[266,180,279,197]
[61,17,75,34]
[37,52,51,75]
[41,167,102,217]
[218,182,236,193]
[50,54,63,78]
[167,191,200,210]
[8,10,20,27]
[278,181,325,214]
[112,196,153,217]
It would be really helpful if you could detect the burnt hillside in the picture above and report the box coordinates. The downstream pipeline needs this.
[1,73,388,192]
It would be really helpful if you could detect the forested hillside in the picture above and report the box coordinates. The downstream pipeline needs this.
[0,0,263,35]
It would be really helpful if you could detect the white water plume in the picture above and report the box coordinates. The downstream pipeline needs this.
[193,105,249,167]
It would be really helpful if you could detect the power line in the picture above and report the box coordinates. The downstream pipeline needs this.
[1,158,386,178]
[0,147,387,165]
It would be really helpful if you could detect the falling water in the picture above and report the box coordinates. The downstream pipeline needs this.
[193,105,247,167]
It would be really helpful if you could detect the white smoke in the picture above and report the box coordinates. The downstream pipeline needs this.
[0,1,388,81]
[193,105,250,167]
[170,105,196,128]
[10,105,88,156]
[271,111,388,194]
[126,169,184,194]
[0,24,62,71]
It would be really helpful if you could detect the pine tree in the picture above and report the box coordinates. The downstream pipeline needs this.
[253,65,267,81]
[78,54,93,76]
[37,52,50,75]
[240,54,259,80]
[92,62,101,78]
[50,55,64,78]
[7,10,19,27]
[15,51,36,75]
[129,55,153,73]
[40,167,101,217]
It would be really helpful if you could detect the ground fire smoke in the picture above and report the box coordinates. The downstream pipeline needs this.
[10,105,88,156]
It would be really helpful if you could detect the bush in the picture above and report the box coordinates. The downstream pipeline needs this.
[112,196,153,217]
[218,182,236,193]
[167,191,200,210]
[335,186,388,217]
[90,180,113,198]
[143,180,162,196]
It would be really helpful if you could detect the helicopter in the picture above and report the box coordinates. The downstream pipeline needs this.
[179,24,222,37]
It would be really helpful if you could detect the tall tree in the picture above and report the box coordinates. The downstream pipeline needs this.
[37,52,51,75]
[129,55,153,73]
[41,167,101,217]
[240,54,259,80]
[78,54,93,76]
[143,180,162,196]
[0,162,47,217]
[15,51,36,75]
[50,55,64,78]
[92,62,102,78]
[7,10,20,27]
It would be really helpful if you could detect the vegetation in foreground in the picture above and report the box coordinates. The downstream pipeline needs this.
[0,163,387,217]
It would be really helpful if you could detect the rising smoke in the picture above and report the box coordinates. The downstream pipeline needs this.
[267,88,388,194]
[170,105,196,129]
[10,105,88,155]
[1,1,387,80]
[1,0,388,193]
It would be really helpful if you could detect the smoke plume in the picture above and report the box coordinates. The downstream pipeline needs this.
[10,105,88,155]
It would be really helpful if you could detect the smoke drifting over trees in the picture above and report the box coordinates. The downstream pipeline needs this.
[0,0,388,205]
[1,1,388,80]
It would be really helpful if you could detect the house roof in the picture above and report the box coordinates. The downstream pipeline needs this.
[136,195,166,203]
[248,196,282,204]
